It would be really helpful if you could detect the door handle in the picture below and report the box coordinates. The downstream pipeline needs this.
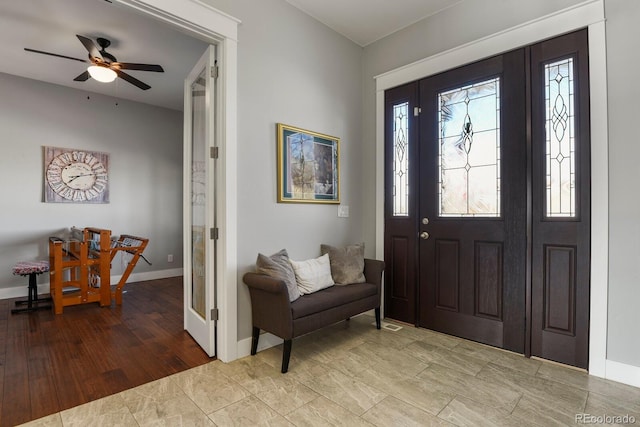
[420,231,430,240]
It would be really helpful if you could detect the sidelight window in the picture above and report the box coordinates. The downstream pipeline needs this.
[545,57,576,218]
[393,102,410,216]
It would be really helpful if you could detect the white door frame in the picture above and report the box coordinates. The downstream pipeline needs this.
[374,0,608,377]
[114,0,239,363]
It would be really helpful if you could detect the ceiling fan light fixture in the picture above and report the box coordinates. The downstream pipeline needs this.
[87,64,117,83]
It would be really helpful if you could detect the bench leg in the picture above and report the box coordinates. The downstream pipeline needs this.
[251,326,260,355]
[281,339,292,373]
[375,307,381,330]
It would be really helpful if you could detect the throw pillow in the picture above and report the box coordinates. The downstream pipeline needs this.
[290,253,335,294]
[321,243,366,285]
[256,249,301,302]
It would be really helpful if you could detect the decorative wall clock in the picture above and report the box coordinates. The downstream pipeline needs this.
[43,146,110,203]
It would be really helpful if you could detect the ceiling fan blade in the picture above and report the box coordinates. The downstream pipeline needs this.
[73,71,91,82]
[116,70,151,90]
[115,62,164,72]
[76,35,103,60]
[24,48,89,64]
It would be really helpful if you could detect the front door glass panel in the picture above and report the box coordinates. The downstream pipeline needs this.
[438,78,501,217]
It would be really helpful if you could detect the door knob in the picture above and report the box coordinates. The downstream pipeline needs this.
[420,231,429,240]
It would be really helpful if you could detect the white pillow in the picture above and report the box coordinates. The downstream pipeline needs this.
[290,253,335,295]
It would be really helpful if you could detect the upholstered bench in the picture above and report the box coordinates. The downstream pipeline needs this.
[243,257,384,373]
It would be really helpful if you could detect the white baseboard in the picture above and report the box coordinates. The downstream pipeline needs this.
[237,332,282,358]
[606,359,640,388]
[0,268,184,300]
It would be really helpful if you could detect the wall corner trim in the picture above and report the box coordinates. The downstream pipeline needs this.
[605,359,640,388]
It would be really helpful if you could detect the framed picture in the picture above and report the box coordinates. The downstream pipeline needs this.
[43,146,110,203]
[277,123,340,204]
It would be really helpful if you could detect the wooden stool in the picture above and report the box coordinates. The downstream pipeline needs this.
[11,261,52,314]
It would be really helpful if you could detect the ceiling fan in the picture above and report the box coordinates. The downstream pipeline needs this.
[24,35,164,90]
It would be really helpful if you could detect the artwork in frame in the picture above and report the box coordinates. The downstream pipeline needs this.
[43,146,110,203]
[277,123,340,204]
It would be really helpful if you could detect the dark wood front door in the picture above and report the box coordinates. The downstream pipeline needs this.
[384,29,591,367]
[417,51,527,353]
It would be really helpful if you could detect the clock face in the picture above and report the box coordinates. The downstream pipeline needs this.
[46,150,109,202]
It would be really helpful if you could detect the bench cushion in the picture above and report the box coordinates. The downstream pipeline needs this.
[290,282,377,319]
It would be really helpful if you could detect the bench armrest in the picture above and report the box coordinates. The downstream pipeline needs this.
[363,258,385,289]
[243,272,294,339]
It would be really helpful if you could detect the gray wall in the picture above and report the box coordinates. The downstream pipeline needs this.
[604,0,640,367]
[0,72,183,292]
[202,0,364,341]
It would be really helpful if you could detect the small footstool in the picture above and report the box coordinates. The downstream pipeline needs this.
[11,261,52,314]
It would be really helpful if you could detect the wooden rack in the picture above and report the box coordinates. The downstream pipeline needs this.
[48,227,149,314]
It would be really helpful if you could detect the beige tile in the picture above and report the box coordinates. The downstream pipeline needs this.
[60,393,135,427]
[476,363,587,414]
[362,396,450,427]
[120,376,186,413]
[208,395,293,426]
[584,392,640,425]
[429,348,488,376]
[381,377,455,416]
[17,413,63,427]
[537,361,640,407]
[510,393,582,427]
[451,340,541,376]
[171,366,252,414]
[417,363,522,412]
[255,382,319,416]
[130,393,213,427]
[285,396,374,427]
[413,328,462,349]
[297,365,387,415]
[438,395,533,427]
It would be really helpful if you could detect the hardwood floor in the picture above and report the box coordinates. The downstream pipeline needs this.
[0,277,212,426]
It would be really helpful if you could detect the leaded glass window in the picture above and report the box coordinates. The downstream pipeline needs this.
[545,58,576,218]
[393,102,409,216]
[438,78,501,217]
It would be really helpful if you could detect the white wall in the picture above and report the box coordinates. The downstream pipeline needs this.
[604,0,640,368]
[0,72,183,295]
[201,0,364,341]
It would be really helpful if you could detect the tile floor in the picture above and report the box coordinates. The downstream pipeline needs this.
[20,315,640,426]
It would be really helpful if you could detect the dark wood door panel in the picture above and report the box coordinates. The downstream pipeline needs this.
[384,83,418,324]
[530,29,590,369]
[475,241,503,320]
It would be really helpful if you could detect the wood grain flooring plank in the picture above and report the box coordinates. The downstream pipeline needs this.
[0,277,211,425]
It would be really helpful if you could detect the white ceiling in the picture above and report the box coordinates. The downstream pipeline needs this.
[285,0,463,46]
[0,0,209,111]
[0,0,461,110]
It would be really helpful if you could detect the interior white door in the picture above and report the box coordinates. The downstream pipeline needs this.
[184,45,216,357]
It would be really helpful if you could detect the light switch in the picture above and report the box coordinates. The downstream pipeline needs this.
[338,205,349,218]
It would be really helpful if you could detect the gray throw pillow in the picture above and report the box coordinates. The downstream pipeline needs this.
[256,249,301,302]
[320,243,366,285]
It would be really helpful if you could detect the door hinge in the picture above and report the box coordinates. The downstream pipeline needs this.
[210,146,219,159]
[211,64,219,79]
[414,106,422,117]
[210,227,219,240]
[211,308,219,321]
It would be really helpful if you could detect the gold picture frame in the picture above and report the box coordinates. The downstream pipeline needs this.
[277,123,340,204]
